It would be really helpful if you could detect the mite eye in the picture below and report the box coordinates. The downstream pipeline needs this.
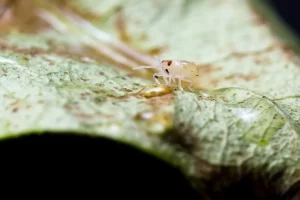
[165,69,170,74]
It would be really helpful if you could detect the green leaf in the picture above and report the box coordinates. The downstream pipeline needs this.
[1,0,300,198]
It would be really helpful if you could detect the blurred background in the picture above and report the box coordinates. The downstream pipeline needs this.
[268,0,300,38]
[0,1,300,199]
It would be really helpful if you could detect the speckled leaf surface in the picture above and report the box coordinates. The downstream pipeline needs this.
[1,0,300,197]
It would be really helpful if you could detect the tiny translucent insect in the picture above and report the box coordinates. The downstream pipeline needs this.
[133,57,199,91]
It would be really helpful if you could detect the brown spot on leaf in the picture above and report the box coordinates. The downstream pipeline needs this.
[120,88,133,93]
[198,64,222,74]
[198,95,229,103]
[223,46,276,61]
[80,92,91,97]
[209,79,221,87]
[198,96,217,101]
[221,96,229,102]
[5,100,23,113]
[253,55,271,65]
[0,68,7,73]
[73,111,114,119]
[64,104,74,110]
[225,73,258,81]
[6,100,19,109]
[147,46,167,56]
[80,78,89,82]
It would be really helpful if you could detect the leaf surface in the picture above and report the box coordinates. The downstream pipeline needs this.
[1,0,300,197]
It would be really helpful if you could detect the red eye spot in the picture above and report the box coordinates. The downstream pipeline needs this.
[167,61,172,66]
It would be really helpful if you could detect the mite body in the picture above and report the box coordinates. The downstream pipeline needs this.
[133,57,199,91]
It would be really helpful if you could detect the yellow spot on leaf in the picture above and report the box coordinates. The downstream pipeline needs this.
[138,84,173,98]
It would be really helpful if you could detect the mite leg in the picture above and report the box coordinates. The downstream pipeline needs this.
[153,72,167,84]
[178,78,183,91]
[162,76,169,85]
[181,77,193,91]
[166,75,171,86]
[171,78,176,84]
[133,65,155,70]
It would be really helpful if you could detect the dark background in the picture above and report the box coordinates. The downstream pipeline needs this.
[268,0,300,37]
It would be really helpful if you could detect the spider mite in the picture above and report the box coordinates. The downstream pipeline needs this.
[133,56,199,91]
